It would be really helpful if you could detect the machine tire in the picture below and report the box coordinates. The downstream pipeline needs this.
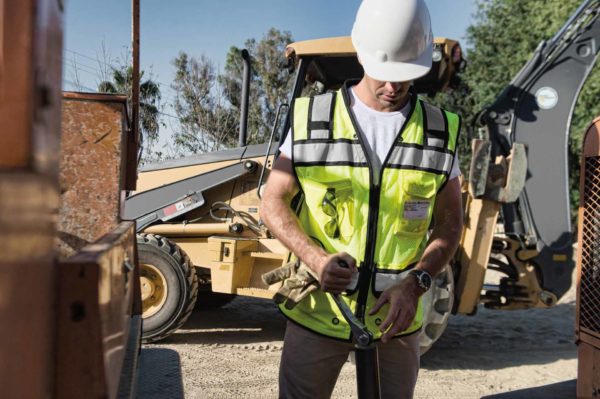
[137,233,198,343]
[419,264,455,355]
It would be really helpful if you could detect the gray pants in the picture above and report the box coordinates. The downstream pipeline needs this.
[279,321,420,399]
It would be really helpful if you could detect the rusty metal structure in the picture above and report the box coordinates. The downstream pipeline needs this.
[58,93,135,256]
[56,92,142,397]
[576,118,600,398]
[0,1,141,398]
[0,1,64,397]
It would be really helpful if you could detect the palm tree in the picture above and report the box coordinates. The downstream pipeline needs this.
[98,66,162,160]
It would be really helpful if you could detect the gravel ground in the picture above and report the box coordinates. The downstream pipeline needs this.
[137,270,578,399]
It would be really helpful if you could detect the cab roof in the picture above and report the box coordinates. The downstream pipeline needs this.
[285,36,455,58]
[286,36,356,58]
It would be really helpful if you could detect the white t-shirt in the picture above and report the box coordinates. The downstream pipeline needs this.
[279,86,461,180]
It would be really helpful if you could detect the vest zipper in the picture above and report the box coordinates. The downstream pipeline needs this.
[341,84,386,323]
[340,83,417,325]
[355,182,380,321]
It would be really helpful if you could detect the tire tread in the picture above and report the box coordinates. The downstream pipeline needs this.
[138,233,198,343]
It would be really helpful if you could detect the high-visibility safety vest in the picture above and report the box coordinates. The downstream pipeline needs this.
[280,81,461,341]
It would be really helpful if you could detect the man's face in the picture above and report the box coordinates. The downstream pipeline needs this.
[362,74,412,112]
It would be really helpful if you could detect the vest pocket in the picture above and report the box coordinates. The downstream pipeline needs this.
[319,182,355,241]
[337,186,355,241]
[395,178,436,236]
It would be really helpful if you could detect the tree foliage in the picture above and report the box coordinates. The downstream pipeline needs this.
[171,53,238,154]
[432,0,600,218]
[98,65,162,161]
[171,28,294,154]
[220,28,294,144]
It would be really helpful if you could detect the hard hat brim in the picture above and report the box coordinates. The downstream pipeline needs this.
[357,42,433,83]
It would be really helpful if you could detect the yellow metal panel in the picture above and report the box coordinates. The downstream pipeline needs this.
[207,237,258,294]
[287,36,355,57]
[144,223,231,236]
[236,287,275,299]
[455,195,500,314]
[286,36,456,58]
[136,159,239,192]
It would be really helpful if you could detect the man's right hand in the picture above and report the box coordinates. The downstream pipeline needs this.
[260,155,358,296]
[315,253,357,294]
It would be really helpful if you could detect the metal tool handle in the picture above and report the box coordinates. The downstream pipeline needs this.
[332,258,380,399]
[333,259,372,346]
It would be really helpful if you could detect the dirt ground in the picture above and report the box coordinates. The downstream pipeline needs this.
[138,269,578,399]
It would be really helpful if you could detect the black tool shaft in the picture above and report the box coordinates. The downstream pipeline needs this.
[355,344,381,399]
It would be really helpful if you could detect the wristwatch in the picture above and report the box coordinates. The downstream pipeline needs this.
[409,269,432,292]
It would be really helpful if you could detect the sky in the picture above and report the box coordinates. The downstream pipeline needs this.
[63,0,477,149]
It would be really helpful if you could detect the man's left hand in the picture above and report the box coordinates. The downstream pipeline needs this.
[368,276,424,343]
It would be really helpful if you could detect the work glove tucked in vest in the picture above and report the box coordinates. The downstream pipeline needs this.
[261,260,319,310]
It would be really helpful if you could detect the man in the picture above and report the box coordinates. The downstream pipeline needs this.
[260,0,463,397]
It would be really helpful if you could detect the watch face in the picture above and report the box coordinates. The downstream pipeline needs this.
[412,270,432,290]
[421,272,432,290]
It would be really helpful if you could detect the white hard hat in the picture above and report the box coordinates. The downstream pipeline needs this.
[351,0,433,82]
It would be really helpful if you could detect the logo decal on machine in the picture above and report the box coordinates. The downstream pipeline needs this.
[535,87,559,110]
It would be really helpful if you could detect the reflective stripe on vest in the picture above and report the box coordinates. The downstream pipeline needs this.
[422,101,450,149]
[294,140,453,174]
[293,141,367,165]
[283,84,460,341]
[387,144,454,174]
[346,267,414,292]
[308,91,336,139]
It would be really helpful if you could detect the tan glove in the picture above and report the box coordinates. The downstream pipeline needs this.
[262,259,320,310]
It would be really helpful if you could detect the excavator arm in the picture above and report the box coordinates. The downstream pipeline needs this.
[460,0,600,311]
